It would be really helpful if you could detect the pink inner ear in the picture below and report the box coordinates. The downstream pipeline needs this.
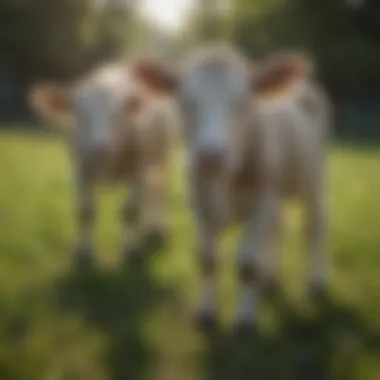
[253,58,308,92]
[50,91,67,112]
[132,59,177,94]
[39,86,69,114]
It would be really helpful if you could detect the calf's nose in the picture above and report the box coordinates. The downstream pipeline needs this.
[91,143,108,163]
[196,147,225,174]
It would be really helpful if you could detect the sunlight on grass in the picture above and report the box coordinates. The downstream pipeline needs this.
[0,131,380,379]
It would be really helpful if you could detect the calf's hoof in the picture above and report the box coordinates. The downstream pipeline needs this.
[194,310,218,334]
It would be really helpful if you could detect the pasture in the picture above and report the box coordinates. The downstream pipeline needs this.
[0,130,379,380]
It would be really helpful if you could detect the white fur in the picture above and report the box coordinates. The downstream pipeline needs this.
[29,62,176,261]
[180,51,251,171]
[176,45,331,327]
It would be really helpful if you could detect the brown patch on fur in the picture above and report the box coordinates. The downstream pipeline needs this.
[231,123,263,221]
[108,138,138,182]
[132,58,178,94]
[105,111,169,184]
[253,55,311,94]
[234,160,259,189]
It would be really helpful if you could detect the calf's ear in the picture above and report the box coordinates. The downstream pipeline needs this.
[251,53,313,96]
[132,58,179,95]
[28,83,73,122]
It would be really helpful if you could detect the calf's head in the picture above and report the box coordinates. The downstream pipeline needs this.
[28,60,174,151]
[137,46,313,176]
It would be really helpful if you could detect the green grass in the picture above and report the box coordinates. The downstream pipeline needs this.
[0,130,380,380]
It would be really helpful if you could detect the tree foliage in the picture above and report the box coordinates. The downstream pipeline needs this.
[185,0,380,104]
[0,0,134,84]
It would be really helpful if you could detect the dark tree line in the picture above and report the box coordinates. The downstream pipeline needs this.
[0,0,137,123]
[0,0,134,84]
[182,0,380,139]
[0,0,379,138]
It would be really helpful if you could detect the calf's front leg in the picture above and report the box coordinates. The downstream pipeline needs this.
[74,164,96,265]
[234,190,280,332]
[194,221,219,332]
[262,209,283,295]
[121,170,143,262]
[139,164,169,250]
[190,180,222,332]
[305,188,327,299]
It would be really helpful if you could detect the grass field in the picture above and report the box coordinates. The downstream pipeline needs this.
[0,131,380,380]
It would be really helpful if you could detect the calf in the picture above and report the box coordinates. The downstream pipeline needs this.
[29,59,177,264]
[140,44,332,331]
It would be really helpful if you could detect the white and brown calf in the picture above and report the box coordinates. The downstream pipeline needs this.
[29,59,177,264]
[140,44,332,331]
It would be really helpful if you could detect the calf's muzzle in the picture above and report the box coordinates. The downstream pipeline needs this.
[196,146,225,175]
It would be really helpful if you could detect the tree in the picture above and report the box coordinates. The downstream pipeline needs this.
[0,0,135,84]
[228,0,380,102]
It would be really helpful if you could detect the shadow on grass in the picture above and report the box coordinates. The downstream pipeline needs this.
[198,292,380,380]
[53,248,380,380]
[54,244,180,380]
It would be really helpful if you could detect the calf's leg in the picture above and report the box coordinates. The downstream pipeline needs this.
[234,190,280,331]
[305,187,327,299]
[140,164,168,249]
[262,209,283,294]
[121,170,143,262]
[74,165,96,264]
[189,179,222,331]
[195,222,219,331]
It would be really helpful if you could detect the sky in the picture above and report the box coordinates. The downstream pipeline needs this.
[140,0,192,32]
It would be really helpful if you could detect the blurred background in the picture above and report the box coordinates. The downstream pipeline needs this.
[1,0,380,140]
[0,1,380,379]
